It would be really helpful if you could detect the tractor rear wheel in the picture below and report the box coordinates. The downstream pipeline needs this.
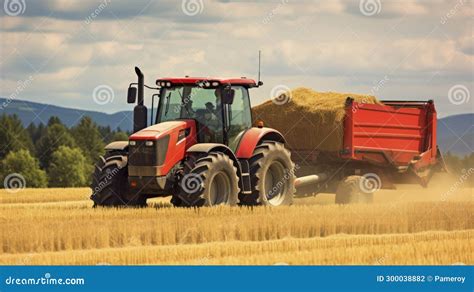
[335,175,374,204]
[240,142,295,206]
[174,152,239,207]
[90,151,146,207]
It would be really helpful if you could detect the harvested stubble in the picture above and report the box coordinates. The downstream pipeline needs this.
[1,230,471,265]
[1,201,472,254]
[252,88,380,151]
[1,188,473,265]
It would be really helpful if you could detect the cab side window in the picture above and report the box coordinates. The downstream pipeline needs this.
[228,86,252,151]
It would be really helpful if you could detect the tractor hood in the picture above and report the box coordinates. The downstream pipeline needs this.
[129,120,194,140]
[128,119,198,177]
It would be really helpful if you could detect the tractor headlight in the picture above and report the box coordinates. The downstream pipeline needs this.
[211,81,219,87]
[145,141,154,147]
[129,140,136,146]
[166,82,171,87]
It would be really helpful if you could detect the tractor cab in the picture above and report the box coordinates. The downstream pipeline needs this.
[154,77,256,150]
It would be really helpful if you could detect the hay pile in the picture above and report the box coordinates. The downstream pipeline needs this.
[252,87,380,152]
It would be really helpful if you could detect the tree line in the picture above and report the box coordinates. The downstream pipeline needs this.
[0,114,129,188]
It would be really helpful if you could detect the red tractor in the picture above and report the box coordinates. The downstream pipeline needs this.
[91,67,295,207]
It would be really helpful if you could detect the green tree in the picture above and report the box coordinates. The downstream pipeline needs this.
[47,146,89,187]
[71,116,105,163]
[0,114,34,159]
[1,149,47,188]
[98,125,113,143]
[36,123,76,168]
[111,131,129,142]
[47,116,63,126]
[27,122,47,145]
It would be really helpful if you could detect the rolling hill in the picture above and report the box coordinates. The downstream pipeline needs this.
[437,114,473,156]
[1,97,134,132]
[1,97,472,155]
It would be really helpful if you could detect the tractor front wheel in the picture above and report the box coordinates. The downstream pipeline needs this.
[90,151,146,207]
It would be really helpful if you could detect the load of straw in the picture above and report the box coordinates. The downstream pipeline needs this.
[252,87,380,152]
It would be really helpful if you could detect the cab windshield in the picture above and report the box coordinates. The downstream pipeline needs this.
[157,86,224,142]
[156,85,252,148]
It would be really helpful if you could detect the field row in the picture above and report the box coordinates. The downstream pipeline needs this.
[1,230,471,265]
[1,182,472,205]
[1,201,472,254]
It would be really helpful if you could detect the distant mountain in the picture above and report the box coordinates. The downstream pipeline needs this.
[1,98,472,155]
[0,97,134,132]
[438,114,473,156]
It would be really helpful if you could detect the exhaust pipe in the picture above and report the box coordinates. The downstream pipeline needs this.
[135,67,144,106]
[294,173,327,189]
[133,67,147,133]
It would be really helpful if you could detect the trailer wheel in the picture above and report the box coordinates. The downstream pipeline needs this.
[90,151,147,207]
[175,152,239,207]
[335,175,374,204]
[240,142,295,206]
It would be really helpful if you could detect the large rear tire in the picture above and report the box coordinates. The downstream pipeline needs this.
[240,142,295,206]
[174,152,240,207]
[335,175,374,204]
[90,151,146,207]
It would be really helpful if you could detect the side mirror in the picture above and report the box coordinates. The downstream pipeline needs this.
[127,87,137,104]
[222,88,235,104]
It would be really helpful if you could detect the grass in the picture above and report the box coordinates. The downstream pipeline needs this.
[0,186,472,265]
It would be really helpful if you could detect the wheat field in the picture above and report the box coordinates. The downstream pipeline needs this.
[1,179,473,265]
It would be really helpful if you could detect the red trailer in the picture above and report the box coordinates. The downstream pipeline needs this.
[293,98,445,203]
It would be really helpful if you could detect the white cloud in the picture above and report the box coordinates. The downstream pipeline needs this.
[0,0,472,116]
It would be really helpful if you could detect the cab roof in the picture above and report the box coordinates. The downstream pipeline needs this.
[156,77,257,87]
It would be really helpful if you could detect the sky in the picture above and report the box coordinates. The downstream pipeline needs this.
[0,0,473,117]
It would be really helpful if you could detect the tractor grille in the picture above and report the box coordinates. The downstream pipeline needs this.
[129,135,169,166]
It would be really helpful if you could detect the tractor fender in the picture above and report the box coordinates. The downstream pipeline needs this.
[235,127,286,159]
[186,143,239,165]
[104,141,129,152]
[186,143,242,179]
